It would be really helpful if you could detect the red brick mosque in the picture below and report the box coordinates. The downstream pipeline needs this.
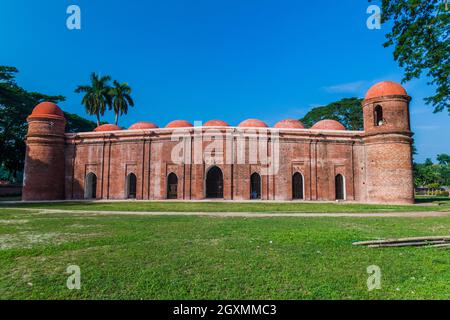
[22,81,415,204]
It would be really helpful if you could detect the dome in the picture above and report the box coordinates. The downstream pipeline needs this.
[274,119,306,129]
[128,121,159,130]
[29,102,65,120]
[365,81,407,100]
[165,120,193,128]
[238,119,268,128]
[204,120,229,127]
[311,119,346,131]
[94,124,122,132]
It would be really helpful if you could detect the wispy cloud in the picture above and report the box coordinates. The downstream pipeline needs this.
[322,81,367,94]
[414,125,440,131]
[322,75,404,95]
[410,107,429,115]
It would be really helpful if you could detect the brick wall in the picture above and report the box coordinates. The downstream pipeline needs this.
[64,128,368,202]
[23,94,414,204]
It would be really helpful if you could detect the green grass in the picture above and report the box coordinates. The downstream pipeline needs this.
[1,197,450,213]
[0,208,449,299]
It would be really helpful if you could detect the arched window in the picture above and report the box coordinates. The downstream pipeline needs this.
[85,173,97,199]
[374,105,383,126]
[206,166,223,198]
[250,172,261,200]
[167,173,178,199]
[126,173,137,199]
[292,172,304,200]
[335,174,346,200]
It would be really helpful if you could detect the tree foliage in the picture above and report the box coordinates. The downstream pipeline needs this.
[75,73,135,126]
[75,73,112,126]
[437,153,450,165]
[64,111,98,133]
[377,0,450,113]
[414,154,450,187]
[110,80,134,125]
[300,98,364,130]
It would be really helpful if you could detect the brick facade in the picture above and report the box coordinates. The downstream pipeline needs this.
[22,82,415,204]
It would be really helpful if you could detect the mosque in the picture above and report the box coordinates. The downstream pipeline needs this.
[22,81,415,204]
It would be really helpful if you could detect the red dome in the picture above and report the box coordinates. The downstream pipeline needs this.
[204,120,229,127]
[274,119,306,129]
[365,81,407,100]
[29,102,65,120]
[129,121,159,130]
[238,119,268,128]
[165,120,193,128]
[94,124,122,132]
[311,119,346,131]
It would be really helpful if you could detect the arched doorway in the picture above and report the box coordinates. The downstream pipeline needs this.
[292,172,304,199]
[250,172,261,200]
[126,173,137,199]
[206,166,223,198]
[167,173,178,199]
[85,173,97,199]
[335,174,345,200]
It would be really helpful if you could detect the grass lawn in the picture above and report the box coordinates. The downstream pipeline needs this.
[1,197,449,213]
[0,208,449,299]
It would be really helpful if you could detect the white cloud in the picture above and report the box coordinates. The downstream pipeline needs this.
[322,75,404,95]
[322,81,367,94]
[414,125,440,131]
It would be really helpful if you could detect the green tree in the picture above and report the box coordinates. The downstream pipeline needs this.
[376,0,450,114]
[75,73,112,126]
[64,112,99,133]
[437,153,450,165]
[439,164,450,186]
[413,155,450,188]
[109,80,134,125]
[300,98,363,130]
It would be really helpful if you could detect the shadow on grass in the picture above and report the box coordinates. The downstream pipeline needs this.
[0,196,22,202]
[415,196,450,204]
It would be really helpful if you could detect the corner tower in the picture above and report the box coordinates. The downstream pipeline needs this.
[362,81,414,204]
[22,102,66,201]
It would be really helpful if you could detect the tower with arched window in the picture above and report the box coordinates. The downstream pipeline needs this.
[362,81,414,204]
[22,102,66,201]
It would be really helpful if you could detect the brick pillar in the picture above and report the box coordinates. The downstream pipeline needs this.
[362,86,414,204]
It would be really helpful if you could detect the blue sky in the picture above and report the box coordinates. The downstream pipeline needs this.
[0,0,448,162]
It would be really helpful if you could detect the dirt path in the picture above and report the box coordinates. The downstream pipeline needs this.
[4,208,450,218]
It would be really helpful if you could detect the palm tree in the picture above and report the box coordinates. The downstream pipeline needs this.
[75,73,112,126]
[109,80,134,125]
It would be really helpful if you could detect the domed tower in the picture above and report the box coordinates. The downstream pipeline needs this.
[22,102,66,201]
[362,81,414,204]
